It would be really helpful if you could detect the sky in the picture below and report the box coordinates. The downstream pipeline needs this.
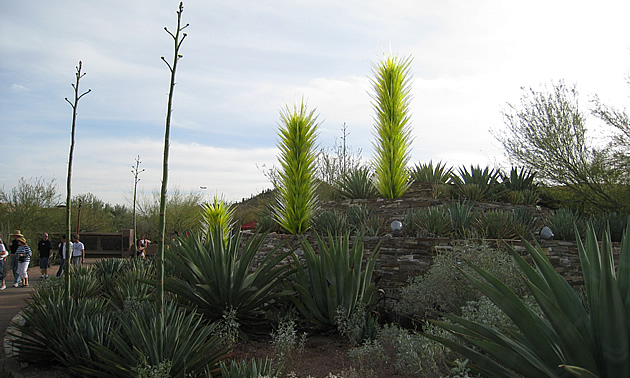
[1,0,629,207]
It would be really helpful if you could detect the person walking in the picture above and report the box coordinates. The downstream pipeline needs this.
[37,233,53,279]
[56,234,70,278]
[15,236,32,287]
[10,230,22,287]
[0,234,8,290]
[71,234,84,267]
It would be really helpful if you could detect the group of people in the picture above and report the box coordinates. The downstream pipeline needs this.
[0,230,85,290]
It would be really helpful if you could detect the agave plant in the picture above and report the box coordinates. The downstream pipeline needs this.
[83,301,231,377]
[220,357,282,378]
[335,166,378,199]
[425,222,630,377]
[444,200,478,238]
[371,54,414,199]
[501,167,538,192]
[313,209,350,236]
[273,101,320,234]
[475,210,519,240]
[164,228,296,334]
[410,160,454,184]
[288,233,381,327]
[453,165,504,201]
[11,291,113,370]
[548,208,584,241]
[415,207,454,237]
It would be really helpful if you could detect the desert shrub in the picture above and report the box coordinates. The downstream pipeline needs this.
[336,303,380,346]
[346,339,387,377]
[395,241,525,322]
[270,316,307,365]
[548,207,584,241]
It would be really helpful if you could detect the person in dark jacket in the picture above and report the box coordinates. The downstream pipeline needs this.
[38,233,53,278]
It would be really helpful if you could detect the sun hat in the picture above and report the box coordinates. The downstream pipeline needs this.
[17,236,27,244]
[11,230,24,237]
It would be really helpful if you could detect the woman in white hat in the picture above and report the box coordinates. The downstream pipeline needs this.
[15,236,32,287]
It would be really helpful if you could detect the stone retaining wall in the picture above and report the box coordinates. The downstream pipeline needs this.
[245,232,621,296]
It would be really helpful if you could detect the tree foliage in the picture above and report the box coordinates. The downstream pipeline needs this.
[496,81,627,213]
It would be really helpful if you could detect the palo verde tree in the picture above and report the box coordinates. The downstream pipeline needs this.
[157,1,188,311]
[64,61,90,294]
[131,155,144,244]
[273,101,320,234]
[496,81,625,213]
[371,53,414,199]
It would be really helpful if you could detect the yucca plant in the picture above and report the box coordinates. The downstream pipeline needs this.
[200,195,235,244]
[453,165,504,201]
[425,222,630,377]
[220,357,282,378]
[371,54,414,199]
[410,160,454,184]
[83,301,231,377]
[273,101,320,234]
[335,166,378,199]
[590,211,628,242]
[164,228,296,335]
[288,233,381,327]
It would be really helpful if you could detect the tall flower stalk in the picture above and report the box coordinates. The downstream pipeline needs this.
[64,61,90,294]
[158,1,188,311]
[274,101,319,234]
[371,54,414,199]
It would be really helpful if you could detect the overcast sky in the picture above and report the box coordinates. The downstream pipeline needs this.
[1,0,629,206]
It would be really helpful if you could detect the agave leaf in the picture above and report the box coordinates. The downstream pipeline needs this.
[560,364,600,378]
[461,266,565,370]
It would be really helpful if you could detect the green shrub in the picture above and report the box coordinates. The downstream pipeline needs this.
[426,223,630,377]
[336,302,380,346]
[288,233,381,328]
[271,315,307,367]
[395,241,525,322]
